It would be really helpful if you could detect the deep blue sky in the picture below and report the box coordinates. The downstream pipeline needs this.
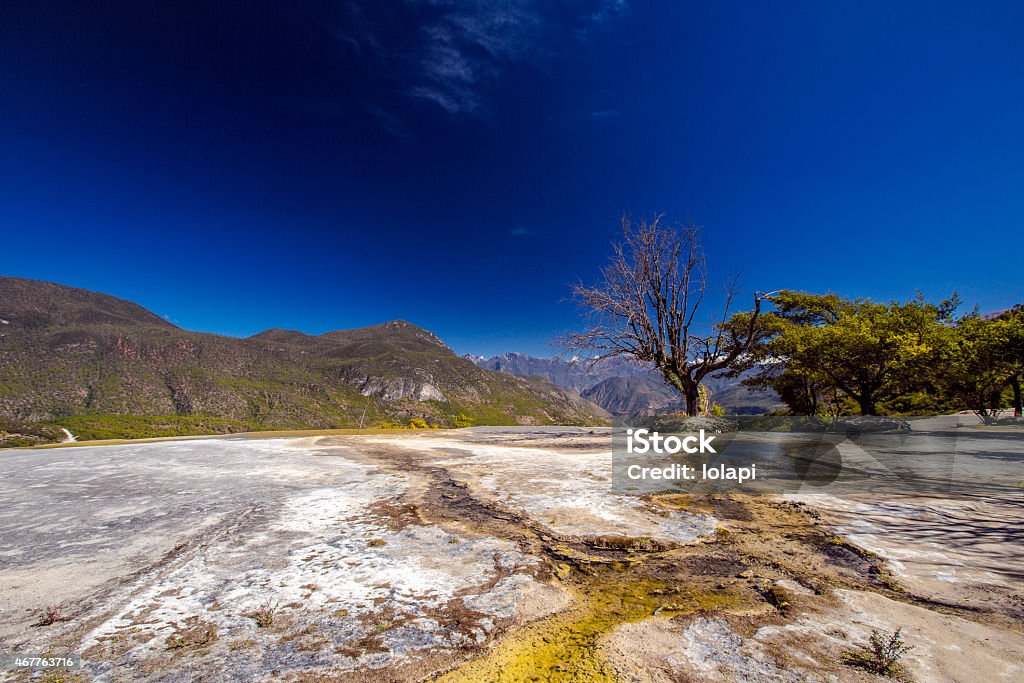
[2,1,1022,356]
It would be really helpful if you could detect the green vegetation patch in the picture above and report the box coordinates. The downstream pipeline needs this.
[46,414,273,441]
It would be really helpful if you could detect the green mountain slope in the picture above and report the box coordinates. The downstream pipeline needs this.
[0,277,608,442]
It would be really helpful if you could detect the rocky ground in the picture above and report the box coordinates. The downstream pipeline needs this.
[0,424,1021,682]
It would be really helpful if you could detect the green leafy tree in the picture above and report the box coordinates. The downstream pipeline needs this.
[743,291,958,416]
[736,309,839,415]
[936,314,1017,421]
[1002,305,1024,417]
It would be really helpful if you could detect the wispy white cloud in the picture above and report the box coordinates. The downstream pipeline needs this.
[337,1,630,119]
[408,0,547,114]
[587,0,629,26]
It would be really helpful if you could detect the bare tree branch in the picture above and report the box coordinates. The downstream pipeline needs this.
[558,216,764,415]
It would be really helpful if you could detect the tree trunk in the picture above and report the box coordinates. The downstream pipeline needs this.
[1011,375,1022,417]
[684,385,700,416]
[806,380,818,416]
[856,395,877,416]
[662,368,700,416]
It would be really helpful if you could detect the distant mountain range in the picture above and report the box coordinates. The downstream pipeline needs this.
[469,352,780,416]
[464,353,651,394]
[0,277,608,442]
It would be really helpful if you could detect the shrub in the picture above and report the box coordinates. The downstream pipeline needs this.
[32,603,71,626]
[165,621,218,649]
[407,418,429,429]
[453,413,475,428]
[842,627,912,678]
[244,601,279,628]
[763,585,792,612]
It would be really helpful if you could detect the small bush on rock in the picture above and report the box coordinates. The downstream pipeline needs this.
[842,627,912,679]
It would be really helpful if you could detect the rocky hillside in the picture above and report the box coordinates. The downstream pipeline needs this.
[580,375,679,415]
[471,352,780,416]
[0,277,609,441]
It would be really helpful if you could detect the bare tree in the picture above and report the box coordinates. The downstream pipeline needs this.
[560,215,767,416]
